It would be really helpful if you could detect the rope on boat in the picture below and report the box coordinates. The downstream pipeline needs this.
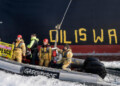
[54,0,72,47]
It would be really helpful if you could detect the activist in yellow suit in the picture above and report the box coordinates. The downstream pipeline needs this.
[13,35,26,63]
[39,39,52,67]
[58,44,73,71]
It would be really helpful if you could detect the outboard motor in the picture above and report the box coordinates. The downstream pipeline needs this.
[83,57,107,79]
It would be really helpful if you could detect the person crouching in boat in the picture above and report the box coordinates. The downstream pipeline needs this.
[57,44,73,71]
[27,34,39,65]
[39,39,52,67]
[13,35,26,63]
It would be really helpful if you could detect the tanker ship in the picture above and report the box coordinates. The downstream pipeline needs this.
[0,0,120,61]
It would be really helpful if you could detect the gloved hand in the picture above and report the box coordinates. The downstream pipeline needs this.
[26,48,31,56]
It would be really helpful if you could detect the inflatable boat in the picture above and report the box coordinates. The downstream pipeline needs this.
[0,57,116,86]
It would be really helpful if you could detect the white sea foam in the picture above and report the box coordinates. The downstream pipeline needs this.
[102,61,120,68]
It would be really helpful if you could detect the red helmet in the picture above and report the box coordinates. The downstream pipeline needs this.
[17,35,22,38]
[43,38,48,44]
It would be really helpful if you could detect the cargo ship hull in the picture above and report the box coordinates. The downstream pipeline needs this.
[0,0,120,60]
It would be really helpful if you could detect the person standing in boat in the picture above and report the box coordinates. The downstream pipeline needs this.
[27,34,39,65]
[57,44,73,71]
[13,35,26,63]
[39,39,52,67]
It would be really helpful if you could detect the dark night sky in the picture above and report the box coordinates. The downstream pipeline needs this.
[0,0,120,45]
